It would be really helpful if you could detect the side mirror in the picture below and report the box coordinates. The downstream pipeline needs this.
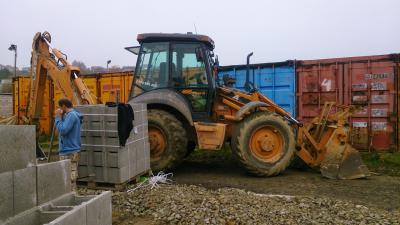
[125,46,140,55]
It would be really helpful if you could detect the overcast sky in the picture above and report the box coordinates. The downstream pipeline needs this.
[0,0,399,68]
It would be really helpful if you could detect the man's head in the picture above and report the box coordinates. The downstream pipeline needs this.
[58,98,73,113]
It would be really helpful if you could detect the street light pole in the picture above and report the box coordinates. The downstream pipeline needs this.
[8,44,17,77]
[107,60,111,72]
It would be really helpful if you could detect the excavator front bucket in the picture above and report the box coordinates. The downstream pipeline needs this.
[320,141,370,180]
[296,102,370,179]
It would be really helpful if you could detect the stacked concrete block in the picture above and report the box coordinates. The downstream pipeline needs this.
[13,166,37,214]
[77,103,150,185]
[5,192,112,225]
[0,171,13,221]
[0,94,12,117]
[130,103,151,175]
[36,160,72,205]
[0,125,36,173]
[0,125,112,225]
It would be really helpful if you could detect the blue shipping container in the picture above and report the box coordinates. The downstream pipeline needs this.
[218,61,296,116]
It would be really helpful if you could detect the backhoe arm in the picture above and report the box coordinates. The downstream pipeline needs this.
[27,32,95,124]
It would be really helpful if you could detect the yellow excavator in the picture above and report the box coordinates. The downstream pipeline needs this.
[126,33,370,179]
[26,32,95,157]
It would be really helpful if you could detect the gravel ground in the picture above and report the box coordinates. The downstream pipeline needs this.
[79,184,400,225]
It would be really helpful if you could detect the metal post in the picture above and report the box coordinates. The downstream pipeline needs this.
[14,46,17,78]
[8,44,17,77]
[107,60,111,72]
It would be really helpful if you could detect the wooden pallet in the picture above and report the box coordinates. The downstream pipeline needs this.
[77,170,152,191]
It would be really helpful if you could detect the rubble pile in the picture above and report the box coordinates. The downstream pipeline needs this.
[80,184,400,225]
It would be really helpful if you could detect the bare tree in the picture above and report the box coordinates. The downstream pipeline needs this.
[72,60,89,74]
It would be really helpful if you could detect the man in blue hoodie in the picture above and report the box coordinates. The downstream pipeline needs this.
[55,98,82,191]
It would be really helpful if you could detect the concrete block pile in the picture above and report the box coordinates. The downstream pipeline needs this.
[0,125,112,225]
[0,94,12,117]
[77,103,150,185]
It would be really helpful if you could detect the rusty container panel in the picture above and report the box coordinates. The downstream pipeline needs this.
[83,76,100,103]
[345,59,397,151]
[12,77,52,134]
[97,71,133,103]
[297,54,399,151]
[398,64,400,152]
[124,75,134,102]
[297,63,343,121]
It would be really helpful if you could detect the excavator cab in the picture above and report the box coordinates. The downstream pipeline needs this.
[126,33,217,121]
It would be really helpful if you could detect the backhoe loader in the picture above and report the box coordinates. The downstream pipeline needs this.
[126,33,369,179]
[26,32,95,157]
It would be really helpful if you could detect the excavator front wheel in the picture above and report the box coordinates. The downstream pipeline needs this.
[147,109,188,172]
[232,112,295,176]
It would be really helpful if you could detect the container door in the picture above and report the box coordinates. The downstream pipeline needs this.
[14,77,31,125]
[346,61,396,151]
[218,63,295,116]
[99,75,123,104]
[297,63,343,123]
[255,65,296,116]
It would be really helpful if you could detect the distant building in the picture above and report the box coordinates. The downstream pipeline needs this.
[122,66,135,72]
[21,66,31,74]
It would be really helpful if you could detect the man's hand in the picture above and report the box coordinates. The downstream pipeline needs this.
[55,108,63,117]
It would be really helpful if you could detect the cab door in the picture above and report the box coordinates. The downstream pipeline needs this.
[171,43,212,121]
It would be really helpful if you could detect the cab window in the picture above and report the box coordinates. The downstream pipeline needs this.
[135,42,169,91]
[171,44,208,88]
[172,43,209,112]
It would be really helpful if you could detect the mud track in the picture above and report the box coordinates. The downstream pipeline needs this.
[173,158,400,211]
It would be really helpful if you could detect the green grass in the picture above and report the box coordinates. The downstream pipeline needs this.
[187,145,232,163]
[38,135,52,143]
[38,135,58,152]
[362,152,400,176]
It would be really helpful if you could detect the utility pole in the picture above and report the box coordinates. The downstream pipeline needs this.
[8,44,17,77]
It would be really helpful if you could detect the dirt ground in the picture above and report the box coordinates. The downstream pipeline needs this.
[108,152,400,224]
[172,156,400,212]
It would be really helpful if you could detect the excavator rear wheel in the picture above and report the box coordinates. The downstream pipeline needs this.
[232,112,295,176]
[147,109,188,171]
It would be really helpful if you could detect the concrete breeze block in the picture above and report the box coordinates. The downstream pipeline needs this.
[0,125,36,173]
[78,103,149,184]
[13,166,37,215]
[128,147,137,178]
[107,149,129,168]
[37,160,71,205]
[47,203,86,225]
[4,208,53,225]
[0,171,14,222]
[85,192,112,225]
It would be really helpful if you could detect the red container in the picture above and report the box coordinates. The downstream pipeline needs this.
[297,54,399,151]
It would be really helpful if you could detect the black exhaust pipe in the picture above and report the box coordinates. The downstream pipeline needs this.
[245,52,253,92]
